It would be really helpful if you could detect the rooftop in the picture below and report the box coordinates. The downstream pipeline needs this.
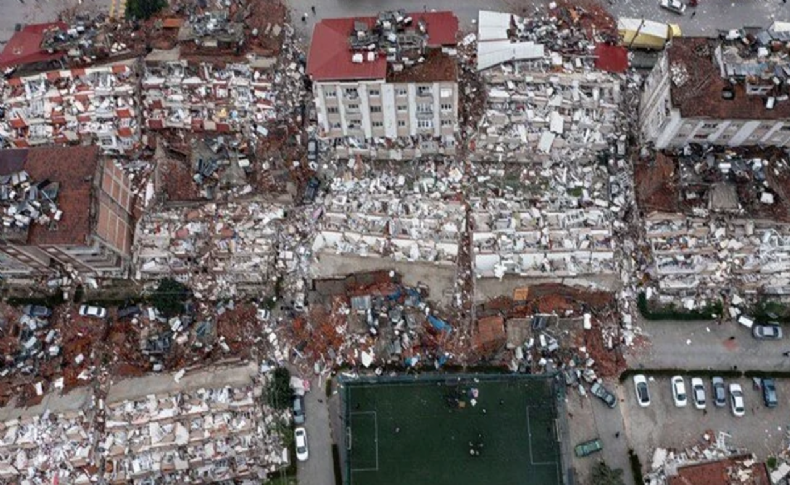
[307,11,458,82]
[0,146,98,246]
[668,36,790,120]
[0,22,68,69]
[668,456,770,485]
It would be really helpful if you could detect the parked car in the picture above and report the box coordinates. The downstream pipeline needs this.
[691,378,706,409]
[763,378,778,408]
[633,374,650,407]
[293,395,306,425]
[752,324,782,340]
[78,305,107,319]
[729,383,745,417]
[671,376,688,407]
[659,0,687,14]
[302,177,320,204]
[711,377,726,407]
[591,382,617,408]
[574,438,603,458]
[307,137,318,162]
[117,305,141,320]
[22,305,52,318]
[295,427,309,461]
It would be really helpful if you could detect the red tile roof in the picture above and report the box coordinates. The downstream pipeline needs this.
[0,146,99,246]
[0,22,68,69]
[594,43,628,73]
[307,12,458,82]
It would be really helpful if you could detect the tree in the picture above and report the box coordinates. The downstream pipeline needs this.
[149,278,190,317]
[126,0,167,20]
[267,367,292,410]
[592,461,625,485]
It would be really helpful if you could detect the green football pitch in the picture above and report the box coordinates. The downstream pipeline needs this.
[341,374,563,485]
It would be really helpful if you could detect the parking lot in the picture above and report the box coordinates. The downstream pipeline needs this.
[622,376,790,471]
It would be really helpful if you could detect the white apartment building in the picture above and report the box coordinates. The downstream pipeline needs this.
[306,11,459,155]
[640,32,790,149]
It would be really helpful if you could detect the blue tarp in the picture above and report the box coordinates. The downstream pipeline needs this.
[428,315,452,334]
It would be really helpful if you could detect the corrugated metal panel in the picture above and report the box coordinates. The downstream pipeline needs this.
[477,40,544,71]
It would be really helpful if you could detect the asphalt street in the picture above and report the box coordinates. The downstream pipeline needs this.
[627,317,790,371]
[296,375,334,485]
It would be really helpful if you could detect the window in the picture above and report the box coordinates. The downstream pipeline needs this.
[396,88,407,97]
[441,119,453,127]
[330,122,341,129]
[369,89,380,96]
[417,103,432,113]
[701,123,717,129]
[398,120,406,127]
[417,86,432,96]
[347,104,359,111]
[371,106,382,113]
[324,88,336,98]
[326,106,338,114]
[345,88,358,96]
[782,125,790,131]
[441,103,453,111]
[440,88,452,98]
[372,121,383,128]
[397,105,407,112]
[417,119,433,129]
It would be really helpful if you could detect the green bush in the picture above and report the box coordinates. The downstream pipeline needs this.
[267,367,293,410]
[767,456,778,470]
[126,0,166,20]
[629,449,644,485]
[592,461,625,485]
[638,293,722,321]
[149,278,190,317]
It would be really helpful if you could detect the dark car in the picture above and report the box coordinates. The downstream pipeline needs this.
[293,395,306,424]
[591,382,617,409]
[302,177,320,204]
[753,324,783,340]
[763,378,778,408]
[117,305,142,320]
[22,305,52,318]
[711,377,726,407]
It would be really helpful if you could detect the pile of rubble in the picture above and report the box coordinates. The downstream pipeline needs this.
[469,163,620,280]
[0,171,61,236]
[142,60,276,134]
[471,9,624,163]
[0,61,139,155]
[311,163,466,266]
[133,201,285,298]
[638,146,790,298]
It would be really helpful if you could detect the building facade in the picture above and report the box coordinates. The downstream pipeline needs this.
[307,11,459,156]
[640,34,790,149]
[0,146,134,280]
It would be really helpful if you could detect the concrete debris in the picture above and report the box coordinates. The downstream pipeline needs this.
[133,201,285,298]
[0,61,140,155]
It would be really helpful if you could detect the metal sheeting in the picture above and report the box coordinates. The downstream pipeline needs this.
[477,10,512,42]
[477,40,545,71]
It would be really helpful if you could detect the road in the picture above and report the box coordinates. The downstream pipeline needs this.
[627,317,790,371]
[296,375,335,485]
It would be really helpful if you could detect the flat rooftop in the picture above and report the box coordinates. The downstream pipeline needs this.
[668,37,790,120]
[341,374,563,485]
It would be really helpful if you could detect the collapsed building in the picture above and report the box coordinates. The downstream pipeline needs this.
[0,364,289,485]
[469,164,619,280]
[307,11,460,158]
[142,58,276,134]
[637,147,790,297]
[133,200,284,297]
[472,10,625,163]
[0,146,135,281]
[640,24,790,149]
[0,61,140,155]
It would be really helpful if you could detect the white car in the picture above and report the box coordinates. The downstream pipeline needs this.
[78,305,107,319]
[659,0,686,14]
[633,374,650,407]
[729,383,745,417]
[691,377,706,410]
[295,427,309,461]
[671,376,687,407]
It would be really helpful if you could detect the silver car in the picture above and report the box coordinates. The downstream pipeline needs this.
[753,324,782,340]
